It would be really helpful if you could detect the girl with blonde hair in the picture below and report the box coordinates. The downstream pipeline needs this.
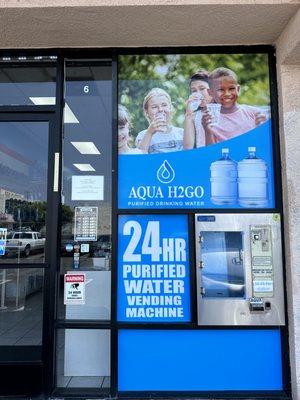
[136,88,183,154]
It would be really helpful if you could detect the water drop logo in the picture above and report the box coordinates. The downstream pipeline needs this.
[157,160,175,184]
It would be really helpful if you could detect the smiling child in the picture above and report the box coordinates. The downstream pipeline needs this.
[136,88,183,154]
[202,67,268,145]
[183,70,212,149]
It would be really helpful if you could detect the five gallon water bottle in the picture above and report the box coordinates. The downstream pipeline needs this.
[210,148,238,205]
[237,147,268,207]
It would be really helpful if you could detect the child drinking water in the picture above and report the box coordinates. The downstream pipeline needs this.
[202,67,267,145]
[183,70,212,149]
[118,105,143,155]
[136,88,183,154]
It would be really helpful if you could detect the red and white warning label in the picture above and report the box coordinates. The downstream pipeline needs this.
[64,273,85,305]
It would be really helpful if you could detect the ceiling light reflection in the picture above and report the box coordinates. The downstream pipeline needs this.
[29,97,79,124]
[73,163,96,172]
[71,141,101,155]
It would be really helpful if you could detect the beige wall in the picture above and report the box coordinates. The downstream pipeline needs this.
[276,64,300,400]
[0,1,299,48]
[276,7,300,399]
[278,64,300,400]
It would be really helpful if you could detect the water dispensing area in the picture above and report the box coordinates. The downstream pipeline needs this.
[195,213,285,326]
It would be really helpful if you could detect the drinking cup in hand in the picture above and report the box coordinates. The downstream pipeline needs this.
[190,93,204,112]
[156,111,168,132]
[206,103,221,126]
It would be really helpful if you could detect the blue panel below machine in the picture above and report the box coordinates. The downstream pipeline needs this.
[118,329,282,391]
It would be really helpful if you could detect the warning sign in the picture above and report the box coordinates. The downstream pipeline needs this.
[64,273,85,305]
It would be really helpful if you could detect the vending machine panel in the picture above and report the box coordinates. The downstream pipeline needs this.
[195,214,285,326]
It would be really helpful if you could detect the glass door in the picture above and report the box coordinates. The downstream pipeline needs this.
[0,113,57,396]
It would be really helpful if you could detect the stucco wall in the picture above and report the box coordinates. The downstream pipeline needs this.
[0,1,299,48]
[277,65,300,399]
[276,8,300,396]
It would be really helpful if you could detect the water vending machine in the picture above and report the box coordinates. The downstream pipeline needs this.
[195,214,285,325]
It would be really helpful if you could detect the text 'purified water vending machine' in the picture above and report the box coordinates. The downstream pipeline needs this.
[195,214,285,326]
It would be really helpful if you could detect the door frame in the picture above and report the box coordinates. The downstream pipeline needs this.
[0,110,60,396]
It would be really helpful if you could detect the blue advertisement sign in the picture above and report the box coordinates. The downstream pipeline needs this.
[118,122,274,209]
[118,53,275,209]
[117,215,191,322]
[0,228,7,256]
[0,241,5,256]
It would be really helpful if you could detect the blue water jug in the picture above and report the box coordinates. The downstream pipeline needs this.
[238,147,268,207]
[210,148,238,205]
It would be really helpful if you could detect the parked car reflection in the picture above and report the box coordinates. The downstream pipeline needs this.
[90,235,111,257]
[6,230,45,257]
[61,235,111,258]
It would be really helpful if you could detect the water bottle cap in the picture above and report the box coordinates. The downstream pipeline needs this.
[248,146,256,152]
[222,148,229,154]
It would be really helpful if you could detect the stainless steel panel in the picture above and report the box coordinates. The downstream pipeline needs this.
[195,213,285,326]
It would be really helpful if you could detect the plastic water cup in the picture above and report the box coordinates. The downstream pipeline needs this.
[190,93,204,112]
[255,110,268,126]
[207,103,221,126]
[156,111,168,132]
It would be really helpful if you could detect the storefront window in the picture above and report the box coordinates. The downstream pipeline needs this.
[0,267,44,360]
[0,121,49,264]
[0,50,289,398]
[58,62,112,320]
[0,65,56,106]
[56,328,110,388]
